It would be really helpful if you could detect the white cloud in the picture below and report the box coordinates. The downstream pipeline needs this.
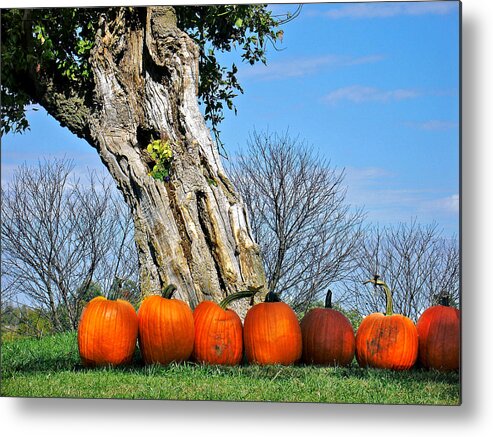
[343,167,458,228]
[344,167,424,211]
[323,85,420,104]
[0,163,19,188]
[422,194,460,214]
[323,2,457,20]
[344,166,395,185]
[350,188,429,210]
[0,152,107,188]
[240,54,384,81]
[405,120,459,131]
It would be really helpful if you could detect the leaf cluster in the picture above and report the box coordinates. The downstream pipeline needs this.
[1,8,99,135]
[147,139,174,182]
[1,5,297,141]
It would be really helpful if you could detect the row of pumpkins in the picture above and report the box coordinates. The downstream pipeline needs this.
[77,276,460,372]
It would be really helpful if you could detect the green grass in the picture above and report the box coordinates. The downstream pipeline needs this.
[0,332,460,404]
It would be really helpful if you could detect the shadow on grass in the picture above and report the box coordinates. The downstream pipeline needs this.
[1,332,459,388]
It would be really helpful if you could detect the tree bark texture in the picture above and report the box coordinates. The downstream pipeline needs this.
[83,7,266,313]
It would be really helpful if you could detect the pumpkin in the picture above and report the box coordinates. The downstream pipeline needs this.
[192,289,258,366]
[301,290,355,366]
[138,284,194,365]
[355,276,418,370]
[243,291,302,365]
[78,296,138,367]
[416,293,460,371]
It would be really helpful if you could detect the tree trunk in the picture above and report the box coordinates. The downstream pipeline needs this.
[85,7,266,314]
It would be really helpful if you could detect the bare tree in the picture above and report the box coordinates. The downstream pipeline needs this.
[0,261,22,335]
[1,159,138,332]
[91,189,140,304]
[340,219,460,321]
[228,131,364,312]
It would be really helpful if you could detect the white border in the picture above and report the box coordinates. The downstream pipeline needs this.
[1,0,492,436]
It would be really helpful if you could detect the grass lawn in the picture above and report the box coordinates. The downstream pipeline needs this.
[0,331,460,405]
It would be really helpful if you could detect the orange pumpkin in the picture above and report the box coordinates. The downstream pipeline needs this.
[244,292,302,365]
[78,296,138,367]
[138,284,194,365]
[416,293,460,371]
[356,276,418,370]
[301,290,355,366]
[192,289,257,366]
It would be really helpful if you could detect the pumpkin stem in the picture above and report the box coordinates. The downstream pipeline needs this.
[162,284,177,299]
[439,290,450,307]
[107,276,123,301]
[363,275,393,316]
[219,288,260,310]
[324,289,333,309]
[264,291,282,303]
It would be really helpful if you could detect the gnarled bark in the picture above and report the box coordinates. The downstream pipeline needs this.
[82,7,266,314]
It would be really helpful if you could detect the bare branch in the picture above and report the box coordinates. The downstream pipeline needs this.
[341,219,459,320]
[1,159,139,333]
[228,130,364,312]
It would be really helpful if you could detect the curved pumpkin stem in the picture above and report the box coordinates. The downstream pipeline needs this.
[324,289,333,309]
[363,275,393,316]
[264,291,282,303]
[439,290,450,307]
[219,288,260,310]
[162,284,177,299]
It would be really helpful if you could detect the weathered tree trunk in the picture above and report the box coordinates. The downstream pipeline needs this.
[84,7,266,314]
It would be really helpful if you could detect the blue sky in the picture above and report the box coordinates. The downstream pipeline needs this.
[1,1,460,236]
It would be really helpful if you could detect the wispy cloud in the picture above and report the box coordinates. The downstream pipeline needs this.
[240,54,384,81]
[348,186,434,218]
[0,163,19,188]
[422,194,460,214]
[323,2,457,20]
[404,120,459,131]
[344,167,423,211]
[323,85,420,104]
[0,150,105,188]
[348,186,459,230]
[344,166,395,185]
[343,167,458,233]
